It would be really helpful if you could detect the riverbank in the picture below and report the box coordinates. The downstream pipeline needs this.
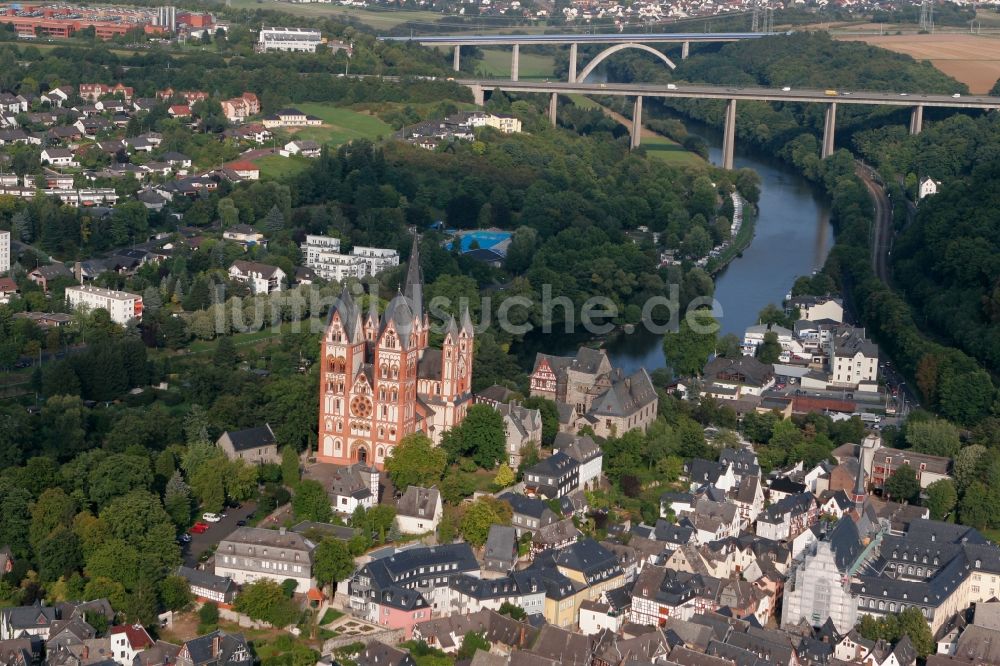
[706,192,757,277]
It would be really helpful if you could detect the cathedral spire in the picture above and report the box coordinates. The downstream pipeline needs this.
[403,232,423,315]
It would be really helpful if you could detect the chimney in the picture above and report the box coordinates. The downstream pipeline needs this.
[279,527,286,536]
[74,261,82,284]
[211,635,221,657]
[82,646,89,660]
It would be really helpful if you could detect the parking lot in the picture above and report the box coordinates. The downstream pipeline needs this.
[181,501,258,567]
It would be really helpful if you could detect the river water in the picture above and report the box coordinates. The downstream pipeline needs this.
[516,118,834,375]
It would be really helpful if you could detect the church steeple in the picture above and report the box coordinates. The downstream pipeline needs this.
[403,232,423,315]
[852,445,867,510]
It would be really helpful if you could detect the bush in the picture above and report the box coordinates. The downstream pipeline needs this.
[199,602,219,626]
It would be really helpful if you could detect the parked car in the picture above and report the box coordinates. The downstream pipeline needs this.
[178,533,192,543]
[190,521,210,534]
[236,519,247,527]
[202,512,222,523]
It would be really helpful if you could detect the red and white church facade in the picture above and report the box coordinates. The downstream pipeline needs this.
[316,239,474,470]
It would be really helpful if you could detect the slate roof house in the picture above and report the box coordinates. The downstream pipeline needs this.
[394,486,442,535]
[176,566,238,605]
[214,527,315,594]
[327,463,379,515]
[497,402,543,468]
[175,631,252,666]
[499,492,559,536]
[523,451,579,500]
[484,525,518,573]
[215,424,280,465]
[1,605,58,641]
[355,642,415,666]
[554,433,603,491]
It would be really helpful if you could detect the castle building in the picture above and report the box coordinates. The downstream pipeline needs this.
[317,238,473,469]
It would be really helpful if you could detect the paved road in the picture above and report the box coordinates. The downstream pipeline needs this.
[182,501,258,567]
[457,79,997,108]
[856,163,892,284]
[380,31,771,46]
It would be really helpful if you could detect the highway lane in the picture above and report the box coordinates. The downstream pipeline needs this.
[456,79,1000,109]
[379,31,773,45]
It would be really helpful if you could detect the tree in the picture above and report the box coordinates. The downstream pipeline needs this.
[905,418,961,458]
[281,579,298,598]
[896,607,935,658]
[160,575,193,611]
[384,433,447,491]
[497,601,526,620]
[292,480,333,523]
[29,488,77,554]
[457,632,491,660]
[755,331,782,364]
[281,446,300,487]
[954,444,986,491]
[884,465,920,504]
[313,538,355,589]
[37,527,83,582]
[460,497,511,548]
[225,460,259,502]
[662,310,717,376]
[262,205,285,235]
[441,404,506,468]
[190,465,226,514]
[213,335,238,369]
[164,471,193,527]
[924,479,957,521]
[88,453,152,508]
[493,464,515,490]
[521,397,559,445]
[199,601,219,626]
[234,580,299,627]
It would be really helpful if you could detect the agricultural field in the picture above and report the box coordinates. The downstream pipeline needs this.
[227,0,444,29]
[475,48,557,79]
[836,33,1000,93]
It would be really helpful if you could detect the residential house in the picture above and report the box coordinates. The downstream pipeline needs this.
[175,631,252,666]
[326,463,379,515]
[394,486,442,535]
[280,140,321,157]
[222,224,267,250]
[755,492,817,542]
[0,605,57,641]
[220,93,260,123]
[867,446,952,491]
[553,539,625,601]
[919,176,940,200]
[447,571,545,617]
[225,124,272,144]
[65,285,143,326]
[223,162,260,181]
[554,433,603,490]
[828,326,879,389]
[497,402,543,468]
[216,424,280,465]
[531,518,581,558]
[788,296,844,323]
[500,492,559,537]
[175,566,238,605]
[523,452,579,500]
[41,148,77,167]
[28,264,73,292]
[355,642,415,666]
[349,543,478,633]
[228,260,286,294]
[109,625,153,665]
[0,278,13,305]
[701,356,775,404]
[214,526,315,594]
[412,608,535,655]
[484,526,518,574]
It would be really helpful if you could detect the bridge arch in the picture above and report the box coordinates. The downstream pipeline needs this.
[576,43,676,82]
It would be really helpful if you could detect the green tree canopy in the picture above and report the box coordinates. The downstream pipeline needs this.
[385,433,447,491]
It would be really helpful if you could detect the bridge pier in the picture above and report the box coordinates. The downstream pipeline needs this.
[822,102,837,159]
[511,44,520,82]
[569,43,578,83]
[453,45,461,72]
[470,84,484,107]
[682,41,690,59]
[549,92,558,127]
[722,99,736,169]
[631,95,643,149]
[909,104,924,134]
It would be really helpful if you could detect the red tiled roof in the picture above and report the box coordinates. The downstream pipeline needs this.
[110,623,154,650]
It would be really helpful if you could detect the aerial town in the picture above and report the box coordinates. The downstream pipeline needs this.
[0,0,997,666]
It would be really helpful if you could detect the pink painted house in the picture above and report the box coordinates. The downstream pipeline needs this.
[373,591,431,639]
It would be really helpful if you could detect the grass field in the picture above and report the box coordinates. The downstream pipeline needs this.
[287,103,393,145]
[475,48,556,79]
[256,154,312,180]
[836,33,1000,93]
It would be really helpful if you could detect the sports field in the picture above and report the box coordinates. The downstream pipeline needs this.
[227,0,444,29]
[836,33,1000,93]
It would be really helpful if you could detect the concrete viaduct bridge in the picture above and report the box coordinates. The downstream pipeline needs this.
[456,79,1000,168]
[379,32,773,82]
